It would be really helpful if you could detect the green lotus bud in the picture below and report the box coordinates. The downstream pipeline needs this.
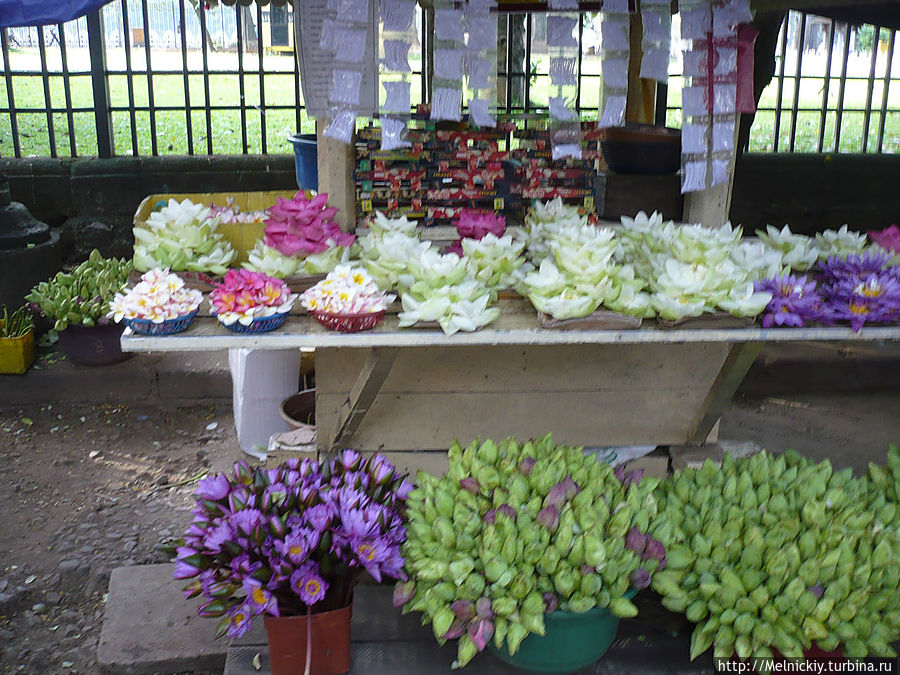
[662,596,689,613]
[459,573,486,600]
[606,507,631,537]
[566,595,596,613]
[686,600,708,623]
[872,540,892,568]
[761,605,779,626]
[553,566,577,598]
[801,617,828,641]
[666,546,695,571]
[538,545,561,576]
[435,490,455,519]
[479,439,498,464]
[818,634,841,653]
[583,535,606,569]
[690,624,714,660]
[418,560,449,581]
[845,639,868,659]
[506,622,529,656]
[493,616,508,650]
[752,622,775,647]
[453,634,478,669]
[449,558,475,586]
[491,596,517,617]
[509,573,531,601]
[433,607,455,640]
[812,597,835,623]
[691,533,712,558]
[608,596,638,618]
[580,572,603,597]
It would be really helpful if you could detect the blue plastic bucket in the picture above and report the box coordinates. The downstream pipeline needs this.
[287,133,318,191]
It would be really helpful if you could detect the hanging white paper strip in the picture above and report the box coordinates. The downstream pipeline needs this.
[379,0,417,151]
[462,0,498,128]
[599,1,630,129]
[678,0,750,192]
[547,9,582,159]
[323,0,373,144]
[640,0,672,83]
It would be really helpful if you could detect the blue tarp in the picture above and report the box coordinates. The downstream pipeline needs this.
[0,0,113,28]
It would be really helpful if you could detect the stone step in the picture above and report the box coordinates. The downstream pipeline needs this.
[97,564,226,675]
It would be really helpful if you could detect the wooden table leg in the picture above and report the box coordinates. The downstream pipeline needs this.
[687,341,761,445]
[327,347,398,453]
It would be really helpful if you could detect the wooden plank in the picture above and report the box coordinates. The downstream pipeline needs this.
[317,124,357,231]
[316,388,716,451]
[120,317,900,352]
[687,342,762,444]
[360,450,449,477]
[328,348,397,451]
[314,344,731,395]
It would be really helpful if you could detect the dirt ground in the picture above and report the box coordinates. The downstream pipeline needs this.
[0,402,242,674]
[0,390,897,674]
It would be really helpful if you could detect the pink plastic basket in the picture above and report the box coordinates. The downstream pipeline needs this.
[310,310,385,333]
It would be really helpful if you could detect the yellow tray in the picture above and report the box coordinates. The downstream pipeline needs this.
[133,190,303,265]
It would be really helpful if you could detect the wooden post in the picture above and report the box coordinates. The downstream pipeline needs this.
[316,123,358,231]
[625,1,656,125]
[682,115,742,226]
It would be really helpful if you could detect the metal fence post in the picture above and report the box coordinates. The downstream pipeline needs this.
[87,9,114,158]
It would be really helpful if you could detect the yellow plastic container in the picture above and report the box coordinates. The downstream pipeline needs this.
[133,190,302,265]
[0,327,35,375]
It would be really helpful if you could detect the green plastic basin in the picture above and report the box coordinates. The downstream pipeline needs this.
[487,590,636,673]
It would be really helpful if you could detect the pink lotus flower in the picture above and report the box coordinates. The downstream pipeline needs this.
[869,225,900,253]
[454,209,506,240]
[263,192,354,256]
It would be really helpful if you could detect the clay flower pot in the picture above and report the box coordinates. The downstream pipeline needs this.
[264,603,352,675]
[57,323,129,366]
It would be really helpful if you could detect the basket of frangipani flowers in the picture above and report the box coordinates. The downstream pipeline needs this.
[174,452,411,675]
[301,265,395,333]
[210,269,296,333]
[107,268,204,336]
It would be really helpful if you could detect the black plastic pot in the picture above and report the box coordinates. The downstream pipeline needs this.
[601,124,681,175]
[57,323,129,366]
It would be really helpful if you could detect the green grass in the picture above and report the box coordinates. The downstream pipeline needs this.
[1,45,897,157]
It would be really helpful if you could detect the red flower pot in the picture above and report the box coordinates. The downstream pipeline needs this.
[264,603,352,675]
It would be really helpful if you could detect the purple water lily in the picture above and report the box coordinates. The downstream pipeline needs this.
[755,274,821,328]
[195,474,231,501]
[173,452,409,627]
[291,566,328,606]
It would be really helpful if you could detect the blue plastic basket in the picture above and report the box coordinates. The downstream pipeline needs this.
[124,309,199,336]
[221,312,288,334]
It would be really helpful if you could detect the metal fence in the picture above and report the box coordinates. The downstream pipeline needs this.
[1,4,897,158]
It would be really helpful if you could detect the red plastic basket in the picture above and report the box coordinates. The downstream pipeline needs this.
[310,310,385,333]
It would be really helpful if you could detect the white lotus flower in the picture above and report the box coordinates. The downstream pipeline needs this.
[440,294,501,335]
[730,241,786,281]
[756,225,818,271]
[243,239,304,278]
[651,293,707,321]
[411,249,469,287]
[530,288,599,320]
[521,259,570,298]
[815,225,868,260]
[605,284,655,318]
[397,293,453,326]
[716,282,773,318]
[368,211,419,235]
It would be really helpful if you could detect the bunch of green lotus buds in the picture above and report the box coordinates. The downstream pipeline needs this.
[26,250,132,331]
[867,445,900,524]
[395,434,668,669]
[653,450,900,668]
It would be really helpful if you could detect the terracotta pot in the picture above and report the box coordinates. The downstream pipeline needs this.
[57,323,129,366]
[264,603,352,675]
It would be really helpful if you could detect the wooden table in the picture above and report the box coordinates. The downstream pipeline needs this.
[121,308,900,474]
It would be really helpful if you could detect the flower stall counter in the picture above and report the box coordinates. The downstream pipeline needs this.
[120,309,900,460]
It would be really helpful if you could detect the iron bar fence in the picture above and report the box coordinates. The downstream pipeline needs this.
[0,4,897,158]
